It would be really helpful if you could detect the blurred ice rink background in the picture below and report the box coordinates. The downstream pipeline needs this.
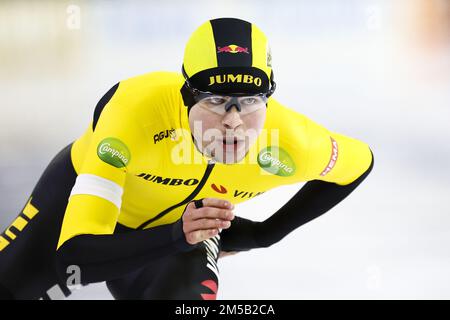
[1,0,449,299]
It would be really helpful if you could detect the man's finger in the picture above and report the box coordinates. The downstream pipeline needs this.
[187,229,219,244]
[191,208,234,221]
[184,218,231,233]
[200,198,234,210]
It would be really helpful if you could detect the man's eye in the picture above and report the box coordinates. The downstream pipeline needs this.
[241,97,257,105]
[206,97,226,105]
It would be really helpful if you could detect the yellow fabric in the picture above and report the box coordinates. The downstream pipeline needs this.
[183,20,272,79]
[183,21,218,77]
[0,237,9,252]
[22,197,39,219]
[57,71,372,248]
[11,216,28,232]
[0,198,40,251]
[5,229,16,240]
[57,195,119,248]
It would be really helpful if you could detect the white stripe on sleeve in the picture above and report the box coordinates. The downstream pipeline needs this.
[70,174,124,209]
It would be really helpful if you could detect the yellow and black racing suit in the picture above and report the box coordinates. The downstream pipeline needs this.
[0,72,373,300]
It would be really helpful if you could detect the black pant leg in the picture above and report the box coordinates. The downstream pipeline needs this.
[0,143,77,300]
[106,227,221,300]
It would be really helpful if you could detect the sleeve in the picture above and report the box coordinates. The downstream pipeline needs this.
[55,84,197,284]
[220,99,375,251]
[56,219,195,284]
[303,116,373,185]
[57,86,136,249]
[220,152,374,251]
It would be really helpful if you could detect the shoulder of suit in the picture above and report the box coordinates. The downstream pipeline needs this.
[113,71,184,101]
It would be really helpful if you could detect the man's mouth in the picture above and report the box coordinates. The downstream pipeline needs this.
[213,136,245,154]
[222,137,245,145]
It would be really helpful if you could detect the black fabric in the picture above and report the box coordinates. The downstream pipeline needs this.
[1,232,13,243]
[181,66,271,115]
[180,82,197,109]
[0,143,77,300]
[210,18,253,68]
[18,213,31,223]
[218,216,261,252]
[220,150,375,251]
[187,66,270,95]
[55,220,197,285]
[0,283,14,300]
[106,226,220,300]
[92,82,119,131]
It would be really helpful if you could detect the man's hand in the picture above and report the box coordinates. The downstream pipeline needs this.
[183,198,235,245]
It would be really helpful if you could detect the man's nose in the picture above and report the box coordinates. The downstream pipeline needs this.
[222,106,243,129]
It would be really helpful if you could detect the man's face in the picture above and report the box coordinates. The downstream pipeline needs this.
[188,95,267,164]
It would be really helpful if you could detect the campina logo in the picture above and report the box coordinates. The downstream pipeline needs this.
[97,137,131,168]
[257,146,296,177]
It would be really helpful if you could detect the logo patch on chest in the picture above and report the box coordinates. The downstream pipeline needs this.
[154,128,176,144]
[97,137,131,168]
[257,146,296,177]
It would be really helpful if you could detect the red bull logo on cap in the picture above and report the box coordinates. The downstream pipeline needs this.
[217,44,249,54]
